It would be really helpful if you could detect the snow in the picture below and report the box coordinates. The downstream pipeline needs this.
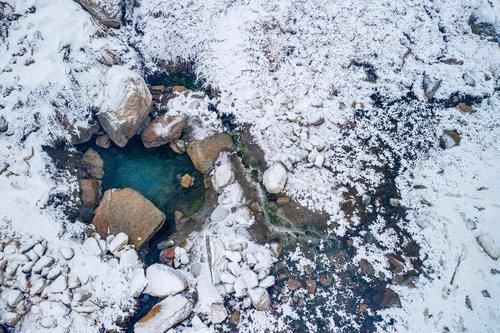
[262,163,288,194]
[1,0,499,332]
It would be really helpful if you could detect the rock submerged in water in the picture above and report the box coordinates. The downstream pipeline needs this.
[187,133,234,174]
[92,188,165,248]
[263,163,288,194]
[141,115,187,148]
[76,0,124,29]
[135,294,193,333]
[98,66,152,148]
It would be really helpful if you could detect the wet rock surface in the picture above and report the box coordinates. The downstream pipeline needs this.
[187,133,234,174]
[92,188,166,248]
[141,115,187,148]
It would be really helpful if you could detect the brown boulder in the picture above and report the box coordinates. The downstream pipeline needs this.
[187,133,234,174]
[287,279,302,290]
[81,148,104,179]
[80,178,102,207]
[92,188,165,248]
[76,0,123,29]
[141,115,187,148]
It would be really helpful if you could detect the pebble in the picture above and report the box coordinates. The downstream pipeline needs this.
[242,269,259,289]
[83,237,103,256]
[259,275,275,288]
[47,266,62,280]
[29,277,46,296]
[210,303,228,324]
[361,194,371,206]
[225,251,242,263]
[32,256,54,274]
[306,279,317,294]
[6,289,23,307]
[389,198,401,207]
[287,278,302,290]
[228,262,241,277]
[108,233,129,253]
[48,275,68,294]
[220,271,237,284]
[33,244,46,257]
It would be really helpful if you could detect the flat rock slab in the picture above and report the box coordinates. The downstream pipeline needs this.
[92,188,165,248]
[135,294,193,333]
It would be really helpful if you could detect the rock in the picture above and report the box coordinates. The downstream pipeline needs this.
[187,133,234,174]
[379,288,401,309]
[144,264,188,297]
[98,66,152,147]
[462,73,476,86]
[247,287,271,311]
[92,188,165,248]
[210,205,230,222]
[81,148,104,179]
[108,232,129,253]
[359,259,375,276]
[456,103,473,113]
[220,271,237,284]
[230,311,240,325]
[135,294,193,333]
[47,275,67,294]
[174,211,184,223]
[422,75,442,100]
[242,269,259,289]
[389,198,400,207]
[60,247,74,260]
[263,163,287,194]
[83,237,103,256]
[468,6,499,40]
[76,0,123,28]
[130,269,148,297]
[361,194,371,206]
[287,278,302,290]
[170,139,186,154]
[276,197,290,206]
[259,275,275,288]
[29,277,46,296]
[440,130,461,149]
[180,174,194,189]
[172,86,188,93]
[476,234,499,260]
[225,251,242,263]
[141,115,187,148]
[234,275,247,297]
[0,116,8,133]
[212,160,235,192]
[228,262,241,277]
[95,134,111,148]
[6,289,23,308]
[210,303,228,324]
[80,178,102,207]
[32,256,54,274]
[314,153,325,168]
[306,279,317,294]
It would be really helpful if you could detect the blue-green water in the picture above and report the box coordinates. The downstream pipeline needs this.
[91,136,205,230]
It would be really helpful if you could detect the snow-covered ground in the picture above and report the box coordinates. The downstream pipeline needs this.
[1,0,499,332]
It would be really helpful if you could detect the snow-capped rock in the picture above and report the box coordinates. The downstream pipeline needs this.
[141,115,187,148]
[247,287,271,311]
[144,264,188,297]
[210,303,228,324]
[76,0,124,28]
[263,163,288,194]
[98,66,152,147]
[107,232,129,253]
[212,156,236,192]
[135,294,193,333]
[59,247,75,260]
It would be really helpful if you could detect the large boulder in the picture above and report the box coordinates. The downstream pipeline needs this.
[75,0,123,29]
[262,163,287,194]
[135,294,193,333]
[92,188,165,248]
[98,66,152,147]
[187,133,234,174]
[141,115,187,148]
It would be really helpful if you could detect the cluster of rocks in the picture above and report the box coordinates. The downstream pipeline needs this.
[0,232,144,330]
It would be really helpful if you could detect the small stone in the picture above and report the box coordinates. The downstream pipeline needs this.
[95,135,111,148]
[83,237,103,256]
[68,275,81,289]
[40,316,57,329]
[210,303,228,324]
[46,266,62,280]
[29,277,46,296]
[172,85,188,93]
[456,103,473,113]
[48,275,67,294]
[174,211,184,223]
[220,271,237,284]
[250,202,261,212]
[287,278,302,290]
[32,256,54,274]
[180,174,194,189]
[259,275,275,288]
[319,276,333,287]
[306,279,317,294]
[108,232,129,253]
[359,259,375,276]
[242,269,259,289]
[0,116,8,133]
[359,303,368,313]
[247,287,271,311]
[228,262,241,277]
[276,197,290,206]
[361,194,371,206]
[60,247,74,260]
[389,198,400,207]
[33,243,46,257]
[6,290,23,308]
[225,251,242,263]
[462,73,476,86]
[440,130,461,149]
[230,311,240,325]
[263,163,288,194]
[380,288,402,309]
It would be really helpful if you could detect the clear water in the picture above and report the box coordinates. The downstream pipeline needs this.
[91,136,205,230]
